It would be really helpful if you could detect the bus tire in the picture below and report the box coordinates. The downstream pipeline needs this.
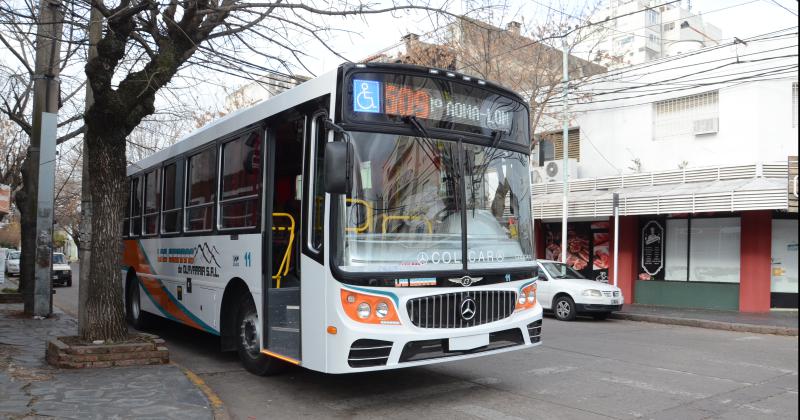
[236,294,284,376]
[127,275,151,330]
[553,295,577,321]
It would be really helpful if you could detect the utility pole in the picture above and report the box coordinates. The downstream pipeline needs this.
[29,0,63,317]
[560,35,569,264]
[78,5,101,334]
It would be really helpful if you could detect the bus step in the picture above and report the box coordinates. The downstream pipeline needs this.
[271,326,300,333]
[286,305,300,326]
[268,327,301,360]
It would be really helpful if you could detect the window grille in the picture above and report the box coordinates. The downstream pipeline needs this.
[540,129,579,162]
[653,91,719,140]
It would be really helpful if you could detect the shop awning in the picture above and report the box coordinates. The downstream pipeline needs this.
[531,176,788,221]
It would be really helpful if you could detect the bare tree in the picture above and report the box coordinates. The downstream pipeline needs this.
[367,10,608,147]
[64,0,471,341]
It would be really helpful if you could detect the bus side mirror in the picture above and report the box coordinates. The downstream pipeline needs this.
[324,141,352,194]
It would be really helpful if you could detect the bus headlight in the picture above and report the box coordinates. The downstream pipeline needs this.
[340,289,401,325]
[515,283,537,311]
[375,302,389,318]
[357,303,371,319]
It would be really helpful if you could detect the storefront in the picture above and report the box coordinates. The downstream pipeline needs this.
[532,163,798,312]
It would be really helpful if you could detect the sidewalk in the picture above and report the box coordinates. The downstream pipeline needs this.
[612,304,798,336]
[0,303,214,419]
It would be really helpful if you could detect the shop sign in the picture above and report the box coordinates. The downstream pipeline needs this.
[641,220,664,277]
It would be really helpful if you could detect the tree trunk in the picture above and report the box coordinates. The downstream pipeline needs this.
[80,128,127,342]
[15,154,36,314]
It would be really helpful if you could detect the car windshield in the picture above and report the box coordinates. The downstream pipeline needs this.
[334,132,534,273]
[8,252,20,260]
[52,254,66,264]
[541,262,586,279]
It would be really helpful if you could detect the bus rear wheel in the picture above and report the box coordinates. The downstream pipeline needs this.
[236,294,285,376]
[126,276,151,330]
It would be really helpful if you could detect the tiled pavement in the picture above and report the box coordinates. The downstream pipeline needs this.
[0,304,213,419]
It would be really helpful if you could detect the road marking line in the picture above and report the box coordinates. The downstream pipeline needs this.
[526,366,577,376]
[452,404,525,420]
[599,376,707,399]
[326,381,476,410]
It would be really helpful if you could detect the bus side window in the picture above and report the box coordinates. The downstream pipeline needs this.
[123,178,132,237]
[143,169,160,236]
[185,147,217,232]
[161,160,184,234]
[130,176,143,236]
[308,114,327,252]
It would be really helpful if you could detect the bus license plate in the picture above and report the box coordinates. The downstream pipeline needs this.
[449,334,489,351]
[611,299,619,304]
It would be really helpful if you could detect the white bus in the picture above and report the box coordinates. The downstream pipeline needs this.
[122,63,542,374]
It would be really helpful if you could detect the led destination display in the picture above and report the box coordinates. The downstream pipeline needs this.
[347,72,528,144]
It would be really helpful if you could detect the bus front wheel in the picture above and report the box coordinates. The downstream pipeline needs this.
[236,294,285,376]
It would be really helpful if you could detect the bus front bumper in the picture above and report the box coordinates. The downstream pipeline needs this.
[325,305,543,373]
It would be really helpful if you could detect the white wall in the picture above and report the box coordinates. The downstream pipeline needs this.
[545,34,798,179]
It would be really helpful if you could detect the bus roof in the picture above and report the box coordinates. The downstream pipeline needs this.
[127,67,339,176]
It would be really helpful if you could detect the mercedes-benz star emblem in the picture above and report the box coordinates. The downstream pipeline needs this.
[447,276,483,287]
[460,298,477,321]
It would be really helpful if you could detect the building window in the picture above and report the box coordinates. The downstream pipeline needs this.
[161,160,184,234]
[646,9,659,26]
[663,22,674,31]
[653,90,719,140]
[652,216,741,283]
[771,218,798,308]
[142,169,160,236]
[219,131,261,229]
[793,82,798,128]
[185,147,216,232]
[539,129,579,162]
[614,36,633,50]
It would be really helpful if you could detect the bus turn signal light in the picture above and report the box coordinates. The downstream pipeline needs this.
[327,326,338,335]
[340,290,401,325]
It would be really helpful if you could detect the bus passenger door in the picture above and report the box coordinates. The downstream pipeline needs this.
[263,110,305,362]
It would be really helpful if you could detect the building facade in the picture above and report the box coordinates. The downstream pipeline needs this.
[533,29,798,312]
[586,0,722,69]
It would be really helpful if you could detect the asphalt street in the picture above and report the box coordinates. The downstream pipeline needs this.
[55,265,799,420]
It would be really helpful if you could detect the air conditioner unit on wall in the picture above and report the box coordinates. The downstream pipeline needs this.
[531,159,579,184]
[693,117,719,135]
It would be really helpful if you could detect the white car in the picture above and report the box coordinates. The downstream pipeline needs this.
[5,250,20,277]
[52,252,73,287]
[535,260,624,321]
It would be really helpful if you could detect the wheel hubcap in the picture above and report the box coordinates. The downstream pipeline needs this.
[240,313,260,356]
[557,301,570,318]
[130,284,140,320]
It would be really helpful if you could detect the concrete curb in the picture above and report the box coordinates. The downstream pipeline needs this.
[610,312,799,336]
[177,363,230,420]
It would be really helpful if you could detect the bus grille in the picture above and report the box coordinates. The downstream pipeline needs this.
[406,290,516,328]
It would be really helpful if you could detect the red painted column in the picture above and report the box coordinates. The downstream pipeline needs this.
[739,211,772,312]
[609,215,639,302]
[534,220,546,259]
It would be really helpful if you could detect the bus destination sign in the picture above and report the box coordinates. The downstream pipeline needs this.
[348,73,527,139]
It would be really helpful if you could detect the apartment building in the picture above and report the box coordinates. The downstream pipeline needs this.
[533,30,798,311]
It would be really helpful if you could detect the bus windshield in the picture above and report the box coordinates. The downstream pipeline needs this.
[335,132,534,274]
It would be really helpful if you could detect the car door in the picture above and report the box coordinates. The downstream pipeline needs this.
[536,263,554,310]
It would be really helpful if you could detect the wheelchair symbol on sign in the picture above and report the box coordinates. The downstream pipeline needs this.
[353,79,380,113]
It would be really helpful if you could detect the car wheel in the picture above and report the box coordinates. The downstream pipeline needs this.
[554,296,577,321]
[127,277,151,329]
[236,294,285,376]
[592,312,610,320]
[66,278,72,287]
